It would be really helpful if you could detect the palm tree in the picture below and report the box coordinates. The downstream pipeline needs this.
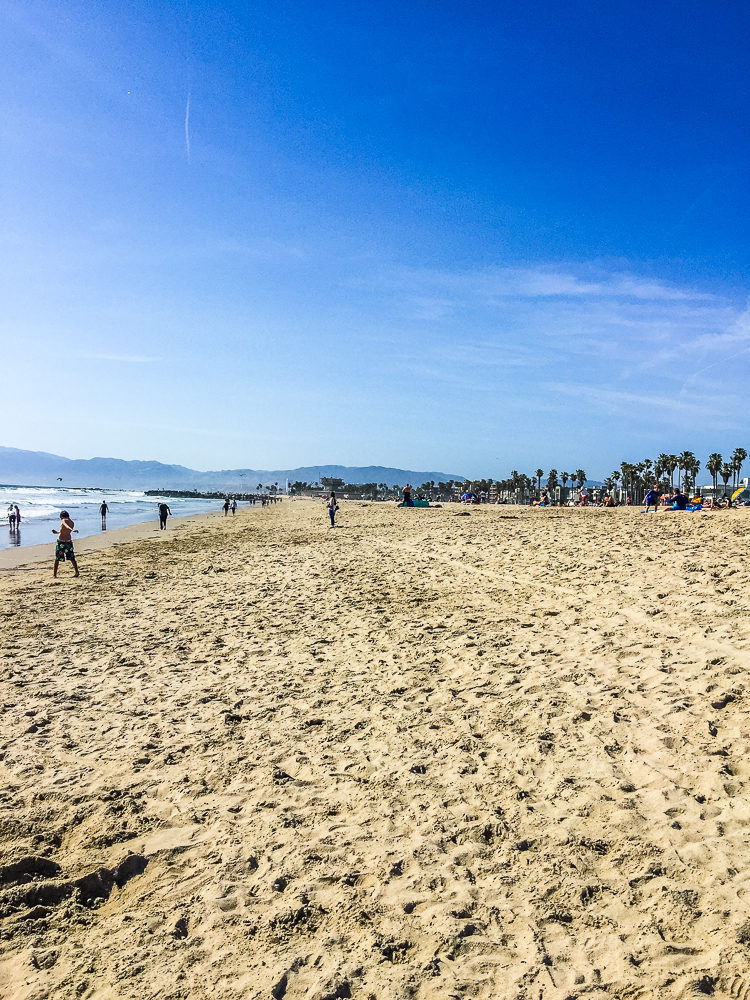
[575,469,586,490]
[510,471,519,501]
[720,463,733,493]
[706,453,723,492]
[633,462,647,504]
[677,451,695,491]
[620,461,632,498]
[547,468,558,492]
[666,455,678,490]
[675,453,699,493]
[732,447,747,488]
[561,471,569,489]
[535,469,544,496]
[610,470,621,500]
[687,456,700,493]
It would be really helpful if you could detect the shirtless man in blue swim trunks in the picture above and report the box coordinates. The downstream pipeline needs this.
[52,511,79,578]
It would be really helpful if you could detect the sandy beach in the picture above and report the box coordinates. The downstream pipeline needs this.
[2,500,750,1000]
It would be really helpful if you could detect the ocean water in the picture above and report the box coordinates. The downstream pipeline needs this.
[0,485,228,552]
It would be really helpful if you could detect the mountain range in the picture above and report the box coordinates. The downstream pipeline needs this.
[0,447,465,491]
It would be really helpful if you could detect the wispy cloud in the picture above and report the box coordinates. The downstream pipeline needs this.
[549,382,691,412]
[385,263,716,310]
[375,260,740,358]
[546,380,746,432]
[361,261,749,423]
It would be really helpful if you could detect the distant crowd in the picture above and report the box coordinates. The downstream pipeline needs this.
[528,484,740,512]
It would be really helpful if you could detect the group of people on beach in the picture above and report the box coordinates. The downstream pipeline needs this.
[644,485,689,512]
[6,504,21,531]
[529,484,728,511]
[643,485,736,513]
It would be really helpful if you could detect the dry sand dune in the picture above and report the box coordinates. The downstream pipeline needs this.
[1,501,750,1000]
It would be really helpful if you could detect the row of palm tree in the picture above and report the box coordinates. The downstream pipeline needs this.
[458,447,746,505]
[290,449,747,503]
[609,448,746,501]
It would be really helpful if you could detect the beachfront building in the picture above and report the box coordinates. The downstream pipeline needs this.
[553,486,574,505]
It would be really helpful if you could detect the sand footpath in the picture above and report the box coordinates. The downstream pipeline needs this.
[1,500,750,1000]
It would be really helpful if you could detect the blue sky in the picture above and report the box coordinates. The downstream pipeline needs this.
[2,0,749,479]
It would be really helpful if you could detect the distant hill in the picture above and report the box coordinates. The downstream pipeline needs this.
[0,447,465,491]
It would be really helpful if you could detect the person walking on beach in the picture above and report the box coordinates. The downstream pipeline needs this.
[52,511,79,578]
[231,498,237,516]
[99,500,109,528]
[158,501,171,530]
[14,504,20,526]
[7,504,16,530]
[327,491,339,528]
[223,497,230,516]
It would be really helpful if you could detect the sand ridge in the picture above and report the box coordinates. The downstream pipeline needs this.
[1,501,750,999]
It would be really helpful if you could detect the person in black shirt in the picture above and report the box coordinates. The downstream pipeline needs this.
[666,489,688,511]
[158,502,172,529]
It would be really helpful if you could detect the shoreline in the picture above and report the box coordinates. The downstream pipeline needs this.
[0,505,260,572]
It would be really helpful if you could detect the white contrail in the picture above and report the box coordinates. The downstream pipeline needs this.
[679,343,750,398]
[184,89,191,163]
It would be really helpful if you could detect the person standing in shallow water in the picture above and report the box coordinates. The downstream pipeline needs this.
[53,511,79,578]
[99,500,109,528]
[327,491,339,528]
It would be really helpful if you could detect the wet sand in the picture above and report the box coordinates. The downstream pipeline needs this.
[1,500,750,999]
[0,508,235,572]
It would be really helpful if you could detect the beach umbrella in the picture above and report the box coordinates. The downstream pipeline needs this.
[731,487,745,501]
